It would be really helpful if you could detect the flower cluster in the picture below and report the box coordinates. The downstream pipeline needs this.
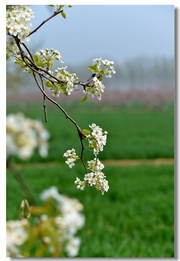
[34,48,63,70]
[87,123,108,156]
[74,157,109,195]
[6,6,115,104]
[6,113,50,160]
[92,57,116,78]
[39,186,85,257]
[6,5,34,42]
[63,148,79,168]
[63,123,109,195]
[6,187,85,258]
[84,76,105,101]
[45,66,79,97]
[6,219,29,257]
[84,57,116,100]
[6,37,19,60]
[38,56,115,100]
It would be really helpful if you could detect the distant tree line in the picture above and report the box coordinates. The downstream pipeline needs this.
[7,55,174,92]
[68,55,174,90]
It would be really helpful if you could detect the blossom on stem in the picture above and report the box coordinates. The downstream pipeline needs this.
[65,158,76,168]
[40,186,85,256]
[6,219,28,257]
[87,158,104,172]
[75,171,109,195]
[6,113,50,160]
[7,187,85,257]
[84,57,116,100]
[65,237,81,257]
[87,123,108,156]
[6,6,34,42]
[63,123,109,194]
[63,148,79,168]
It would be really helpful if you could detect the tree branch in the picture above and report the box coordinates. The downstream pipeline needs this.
[32,72,88,173]
[14,35,97,89]
[40,75,48,122]
[11,11,97,176]
[28,10,63,36]
[7,158,36,206]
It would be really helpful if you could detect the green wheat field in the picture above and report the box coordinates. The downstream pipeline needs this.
[6,101,174,257]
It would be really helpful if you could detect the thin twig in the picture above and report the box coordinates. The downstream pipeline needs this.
[14,49,88,172]
[32,72,88,173]
[40,75,48,122]
[14,36,96,89]
[12,28,95,175]
[33,71,85,137]
[79,138,88,173]
[28,10,63,36]
[21,42,34,61]
[7,158,36,206]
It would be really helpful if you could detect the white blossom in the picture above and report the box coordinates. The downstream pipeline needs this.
[6,113,50,160]
[6,219,28,257]
[6,6,34,42]
[65,237,81,257]
[40,186,85,256]
[40,186,62,202]
[63,148,79,168]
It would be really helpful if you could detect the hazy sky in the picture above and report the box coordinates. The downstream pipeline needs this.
[28,5,174,67]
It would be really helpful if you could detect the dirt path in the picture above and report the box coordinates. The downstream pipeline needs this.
[102,158,174,166]
[16,158,174,169]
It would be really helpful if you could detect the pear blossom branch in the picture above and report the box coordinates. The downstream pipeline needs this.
[32,71,88,173]
[14,36,97,93]
[32,72,85,136]
[6,5,115,194]
[28,10,63,37]
[12,36,109,104]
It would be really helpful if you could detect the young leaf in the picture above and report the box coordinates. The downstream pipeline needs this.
[59,86,68,95]
[34,54,39,64]
[36,61,45,68]
[44,81,53,87]
[98,75,103,81]
[99,69,104,75]
[80,95,87,104]
[82,129,90,136]
[61,11,66,19]
[88,65,97,73]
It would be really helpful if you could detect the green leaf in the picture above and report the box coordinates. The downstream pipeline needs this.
[88,65,97,73]
[98,75,103,81]
[34,54,39,63]
[82,129,90,136]
[61,11,66,19]
[48,61,53,69]
[44,81,53,87]
[60,86,68,95]
[80,95,87,104]
[36,61,45,68]
[54,83,68,95]
[99,69,104,75]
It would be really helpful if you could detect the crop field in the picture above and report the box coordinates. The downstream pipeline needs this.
[6,100,174,162]
[6,100,174,257]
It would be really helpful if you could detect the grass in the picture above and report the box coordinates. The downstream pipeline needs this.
[7,163,174,257]
[6,102,174,257]
[6,102,174,163]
